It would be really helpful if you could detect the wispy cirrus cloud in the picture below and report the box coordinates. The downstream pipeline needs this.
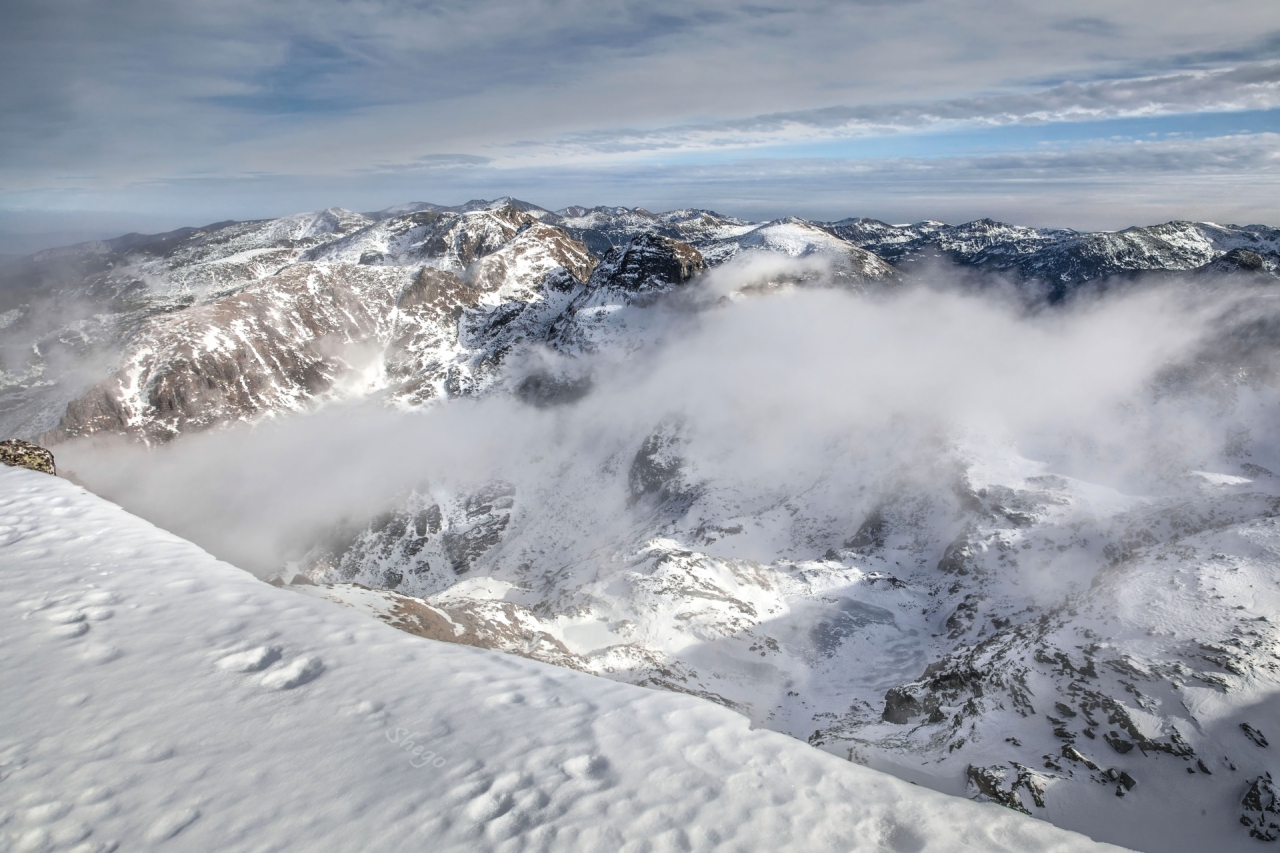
[529,63,1280,159]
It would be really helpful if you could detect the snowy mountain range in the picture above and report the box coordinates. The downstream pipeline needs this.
[4,197,1274,443]
[5,198,1280,852]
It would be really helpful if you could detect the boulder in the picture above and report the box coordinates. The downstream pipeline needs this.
[0,439,55,475]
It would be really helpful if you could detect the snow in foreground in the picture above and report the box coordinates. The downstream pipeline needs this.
[0,467,1127,853]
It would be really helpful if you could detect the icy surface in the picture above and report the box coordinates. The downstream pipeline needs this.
[0,466,1125,852]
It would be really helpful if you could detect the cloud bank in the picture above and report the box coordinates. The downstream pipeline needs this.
[55,268,1272,577]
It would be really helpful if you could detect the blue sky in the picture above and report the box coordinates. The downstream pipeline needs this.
[1,0,1279,251]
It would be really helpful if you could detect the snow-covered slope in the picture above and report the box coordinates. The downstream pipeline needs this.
[707,217,901,278]
[0,464,1124,853]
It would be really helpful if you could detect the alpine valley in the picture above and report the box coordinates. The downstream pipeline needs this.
[6,197,1280,853]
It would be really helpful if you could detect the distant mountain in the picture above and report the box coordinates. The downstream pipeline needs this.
[364,196,555,221]
[825,217,1280,297]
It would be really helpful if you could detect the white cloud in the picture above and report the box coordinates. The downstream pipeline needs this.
[57,276,1250,577]
[530,63,1280,159]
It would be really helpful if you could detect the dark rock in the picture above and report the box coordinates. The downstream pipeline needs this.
[587,233,704,294]
[1242,773,1280,841]
[945,595,981,638]
[1242,722,1269,747]
[515,371,593,408]
[443,483,516,574]
[1197,248,1269,276]
[844,509,886,550]
[627,422,697,512]
[937,534,976,575]
[542,266,583,293]
[0,439,55,475]
[1104,731,1134,754]
[882,686,923,724]
[1062,744,1099,771]
[965,764,1031,814]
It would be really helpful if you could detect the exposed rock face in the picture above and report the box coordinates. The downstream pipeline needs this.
[297,482,516,594]
[39,208,601,442]
[585,232,705,294]
[290,582,589,674]
[965,763,1045,815]
[1198,248,1273,278]
[545,205,755,257]
[0,439,54,474]
[1242,773,1280,841]
[538,234,706,355]
[46,264,421,442]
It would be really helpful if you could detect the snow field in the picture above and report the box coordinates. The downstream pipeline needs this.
[0,466,1127,852]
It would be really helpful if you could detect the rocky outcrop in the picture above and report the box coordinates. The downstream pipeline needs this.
[1242,773,1280,841]
[1197,248,1274,278]
[0,439,55,474]
[546,205,754,257]
[965,763,1045,815]
[586,232,705,294]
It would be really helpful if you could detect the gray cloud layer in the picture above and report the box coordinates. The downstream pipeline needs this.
[2,0,1278,230]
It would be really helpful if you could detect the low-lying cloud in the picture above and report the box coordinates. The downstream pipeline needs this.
[55,264,1276,579]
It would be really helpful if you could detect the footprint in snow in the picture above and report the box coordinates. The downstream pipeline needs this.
[215,645,281,673]
[47,609,85,624]
[53,621,90,638]
[561,754,610,780]
[131,743,175,763]
[81,643,121,664]
[260,656,324,689]
[23,800,73,824]
[145,807,200,842]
